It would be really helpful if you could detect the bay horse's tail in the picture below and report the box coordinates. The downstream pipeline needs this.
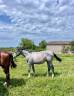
[53,53,62,62]
[9,54,17,68]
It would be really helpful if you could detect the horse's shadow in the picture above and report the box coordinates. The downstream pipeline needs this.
[0,77,26,87]
[35,72,61,77]
[23,72,61,77]
[0,78,9,96]
[10,78,27,87]
[54,72,62,77]
[0,77,27,96]
[22,73,46,77]
[35,73,46,77]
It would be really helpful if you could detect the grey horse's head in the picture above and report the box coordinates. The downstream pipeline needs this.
[14,47,30,57]
[14,47,23,57]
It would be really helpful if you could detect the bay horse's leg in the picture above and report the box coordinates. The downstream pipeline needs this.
[3,66,10,86]
[31,64,35,75]
[28,64,31,78]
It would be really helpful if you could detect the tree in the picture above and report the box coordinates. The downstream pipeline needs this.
[18,38,47,51]
[19,38,35,50]
[70,41,74,51]
[39,40,47,50]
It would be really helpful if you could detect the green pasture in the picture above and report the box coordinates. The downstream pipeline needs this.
[0,54,74,96]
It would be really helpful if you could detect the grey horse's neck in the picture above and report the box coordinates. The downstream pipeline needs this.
[22,50,30,57]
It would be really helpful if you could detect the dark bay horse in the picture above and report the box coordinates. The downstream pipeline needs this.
[0,51,16,86]
[14,48,62,78]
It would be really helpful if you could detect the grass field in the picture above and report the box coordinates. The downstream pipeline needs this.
[0,54,74,96]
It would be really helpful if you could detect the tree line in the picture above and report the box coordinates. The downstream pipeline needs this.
[17,38,47,51]
[0,38,74,52]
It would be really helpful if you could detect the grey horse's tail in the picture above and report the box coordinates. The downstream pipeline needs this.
[53,53,62,62]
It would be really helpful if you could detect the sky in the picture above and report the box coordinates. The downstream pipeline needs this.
[0,0,74,47]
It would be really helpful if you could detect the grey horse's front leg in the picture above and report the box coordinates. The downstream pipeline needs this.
[31,64,35,76]
[50,64,54,78]
[28,64,31,78]
[47,61,51,76]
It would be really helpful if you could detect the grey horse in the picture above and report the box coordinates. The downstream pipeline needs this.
[14,48,62,78]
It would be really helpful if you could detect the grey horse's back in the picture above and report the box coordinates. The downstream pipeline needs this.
[31,52,46,63]
[28,51,53,64]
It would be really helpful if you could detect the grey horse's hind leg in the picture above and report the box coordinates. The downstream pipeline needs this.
[31,64,35,75]
[50,64,54,78]
[47,61,51,76]
[47,61,55,78]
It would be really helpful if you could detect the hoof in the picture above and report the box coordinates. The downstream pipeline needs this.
[28,74,31,78]
[3,82,8,87]
[47,73,50,77]
[47,74,49,77]
[32,73,35,76]
[52,74,54,78]
[3,82,10,87]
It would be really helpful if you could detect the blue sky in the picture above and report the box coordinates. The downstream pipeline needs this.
[0,0,74,47]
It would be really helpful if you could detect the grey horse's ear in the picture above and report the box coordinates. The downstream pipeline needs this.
[16,47,20,50]
[16,47,22,52]
[25,49,28,51]
[28,50,31,52]
[16,47,19,51]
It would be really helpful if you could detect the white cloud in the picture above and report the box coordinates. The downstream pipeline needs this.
[0,0,3,3]
[0,0,74,47]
